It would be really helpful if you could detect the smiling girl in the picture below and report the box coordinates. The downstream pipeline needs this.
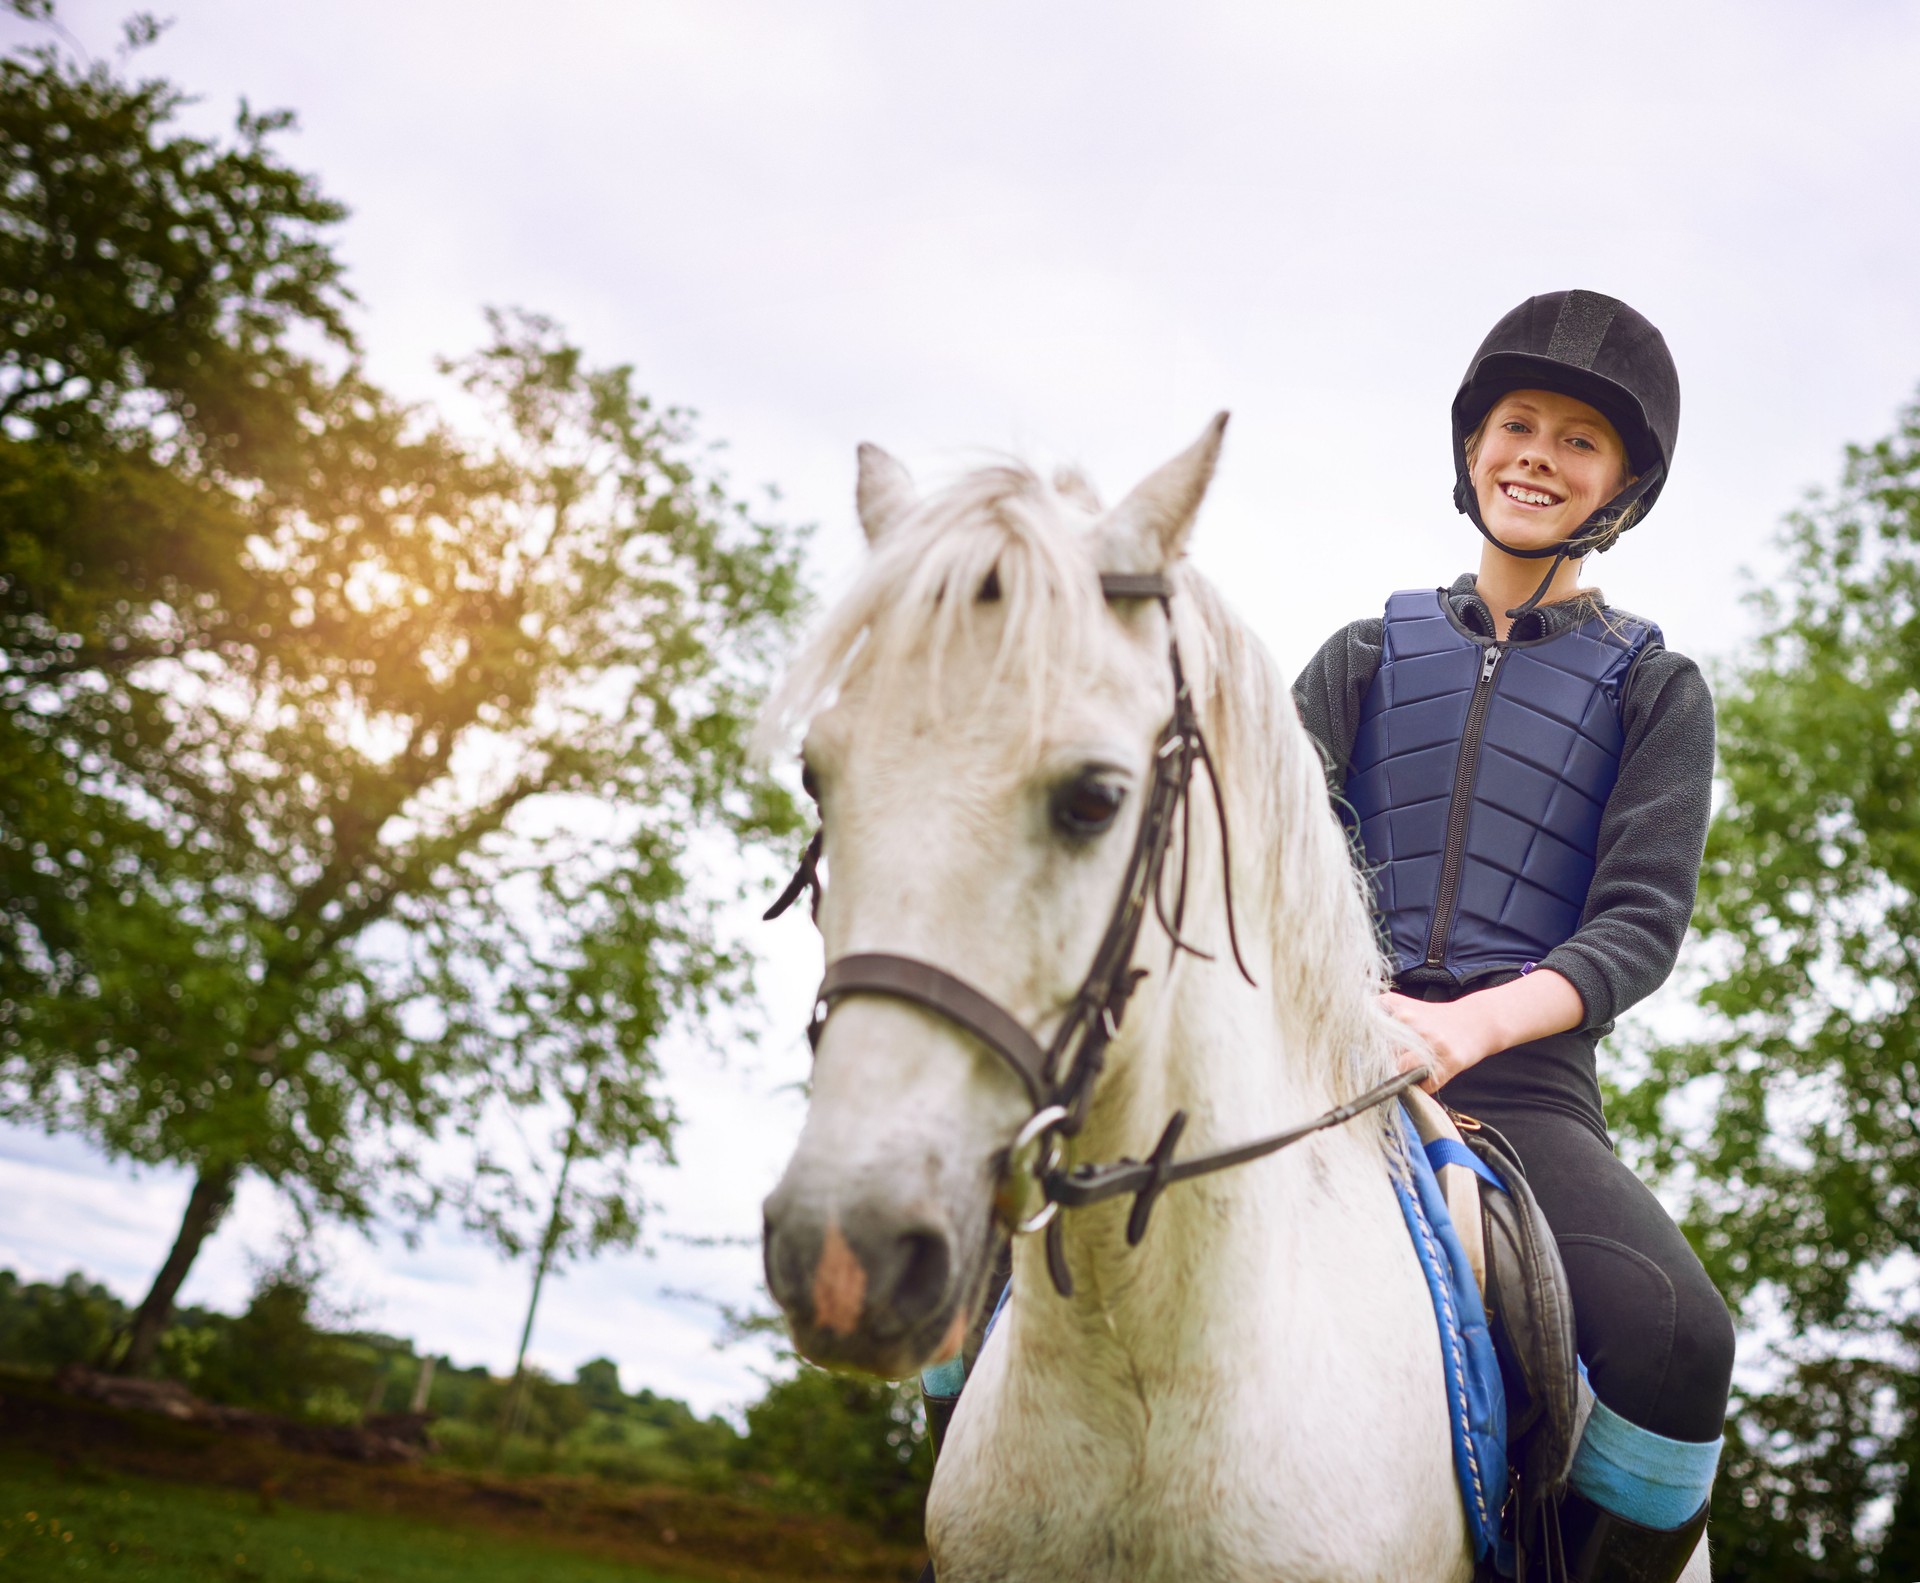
[1293,291,1734,1582]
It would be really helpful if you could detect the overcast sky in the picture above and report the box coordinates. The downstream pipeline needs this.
[4,0,1918,1416]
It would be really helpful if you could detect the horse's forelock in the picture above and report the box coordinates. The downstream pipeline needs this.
[763,462,1116,756]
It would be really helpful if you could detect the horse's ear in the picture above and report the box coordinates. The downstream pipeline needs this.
[1093,412,1229,573]
[856,443,917,545]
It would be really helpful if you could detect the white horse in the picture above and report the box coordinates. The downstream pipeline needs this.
[760,421,1700,1581]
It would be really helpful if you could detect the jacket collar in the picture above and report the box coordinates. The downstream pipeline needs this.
[1447,572,1606,643]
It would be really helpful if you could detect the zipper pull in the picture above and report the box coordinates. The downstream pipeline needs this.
[1481,645,1502,683]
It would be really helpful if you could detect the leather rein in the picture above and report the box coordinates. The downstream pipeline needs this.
[766,569,1428,1297]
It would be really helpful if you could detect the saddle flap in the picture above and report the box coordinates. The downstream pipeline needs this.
[1455,1115,1587,1515]
[1403,1086,1489,1300]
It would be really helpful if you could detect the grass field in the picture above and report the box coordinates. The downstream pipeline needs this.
[0,1376,924,1582]
[0,1455,698,1581]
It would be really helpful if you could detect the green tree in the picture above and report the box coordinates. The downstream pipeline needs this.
[574,1355,625,1415]
[0,9,354,674]
[460,1056,655,1449]
[1612,392,1920,1576]
[465,1365,590,1452]
[0,18,805,1374]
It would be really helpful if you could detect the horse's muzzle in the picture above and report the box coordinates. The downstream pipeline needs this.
[762,1187,967,1377]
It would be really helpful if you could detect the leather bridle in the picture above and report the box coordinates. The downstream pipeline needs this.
[767,570,1427,1297]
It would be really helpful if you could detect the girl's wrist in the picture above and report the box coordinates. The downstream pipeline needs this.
[1471,996,1521,1060]
[1462,969,1584,1059]
[1459,1002,1508,1071]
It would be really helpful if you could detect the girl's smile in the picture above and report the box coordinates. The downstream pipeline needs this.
[1471,389,1633,553]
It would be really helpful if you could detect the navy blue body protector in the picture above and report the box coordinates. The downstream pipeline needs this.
[1344,589,1661,984]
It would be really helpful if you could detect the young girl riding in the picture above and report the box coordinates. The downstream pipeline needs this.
[1292,289,1735,1582]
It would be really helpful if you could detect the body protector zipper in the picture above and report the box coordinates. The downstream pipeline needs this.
[1425,644,1502,968]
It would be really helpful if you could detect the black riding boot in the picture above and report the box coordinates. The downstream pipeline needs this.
[1559,1488,1709,1583]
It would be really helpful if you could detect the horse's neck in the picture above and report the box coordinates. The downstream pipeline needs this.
[1011,923,1384,1383]
[994,665,1414,1409]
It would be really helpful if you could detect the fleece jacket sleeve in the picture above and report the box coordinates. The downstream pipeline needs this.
[1290,616,1384,787]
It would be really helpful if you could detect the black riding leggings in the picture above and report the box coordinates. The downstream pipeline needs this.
[1437,1028,1736,1445]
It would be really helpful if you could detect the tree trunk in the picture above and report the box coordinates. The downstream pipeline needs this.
[117,1162,239,1375]
[408,1354,436,1414]
[497,1085,589,1451]
[1884,1429,1920,1583]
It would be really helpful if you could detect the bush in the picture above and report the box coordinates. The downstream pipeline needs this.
[155,1320,219,1386]
[186,1253,375,1420]
[0,1266,929,1545]
[734,1366,931,1541]
[0,1269,127,1367]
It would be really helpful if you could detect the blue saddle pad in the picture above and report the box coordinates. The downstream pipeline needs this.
[1392,1106,1513,1576]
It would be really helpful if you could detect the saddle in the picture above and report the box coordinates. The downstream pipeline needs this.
[1399,1090,1591,1581]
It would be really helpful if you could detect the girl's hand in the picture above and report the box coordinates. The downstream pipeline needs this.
[1381,968,1587,1095]
[1383,992,1504,1094]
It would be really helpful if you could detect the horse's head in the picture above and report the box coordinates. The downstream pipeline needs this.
[760,418,1230,1377]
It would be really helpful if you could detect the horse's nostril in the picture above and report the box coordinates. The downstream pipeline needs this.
[889,1227,953,1328]
[762,1207,813,1318]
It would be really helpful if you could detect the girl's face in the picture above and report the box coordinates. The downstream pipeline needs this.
[1471,389,1634,552]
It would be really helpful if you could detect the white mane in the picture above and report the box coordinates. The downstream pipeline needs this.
[765,459,1409,1112]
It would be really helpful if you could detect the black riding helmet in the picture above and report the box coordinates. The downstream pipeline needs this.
[1451,290,1680,610]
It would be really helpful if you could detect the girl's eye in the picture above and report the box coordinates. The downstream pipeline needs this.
[1569,435,1596,452]
[1502,419,1529,433]
[1052,772,1126,839]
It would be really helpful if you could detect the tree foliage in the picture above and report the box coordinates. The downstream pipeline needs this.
[0,1266,124,1367]
[0,16,805,1370]
[1613,393,1920,1575]
[0,13,354,670]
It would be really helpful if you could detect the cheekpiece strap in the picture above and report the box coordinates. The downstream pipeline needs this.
[763,827,823,922]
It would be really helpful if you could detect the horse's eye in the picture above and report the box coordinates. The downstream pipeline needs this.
[1052,773,1126,839]
[801,760,820,801]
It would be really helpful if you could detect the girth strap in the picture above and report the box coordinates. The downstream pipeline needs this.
[815,953,1050,1108]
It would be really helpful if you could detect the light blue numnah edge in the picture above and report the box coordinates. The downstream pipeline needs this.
[920,1282,1012,1400]
[921,1354,967,1398]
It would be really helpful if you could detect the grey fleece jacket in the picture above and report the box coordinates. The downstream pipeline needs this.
[1291,572,1716,1036]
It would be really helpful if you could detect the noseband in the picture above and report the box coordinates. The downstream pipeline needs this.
[767,571,1426,1297]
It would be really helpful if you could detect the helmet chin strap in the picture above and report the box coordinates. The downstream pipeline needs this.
[1453,462,1666,620]
[1501,541,1583,620]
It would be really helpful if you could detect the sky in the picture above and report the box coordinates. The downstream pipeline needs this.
[3,0,1919,1416]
